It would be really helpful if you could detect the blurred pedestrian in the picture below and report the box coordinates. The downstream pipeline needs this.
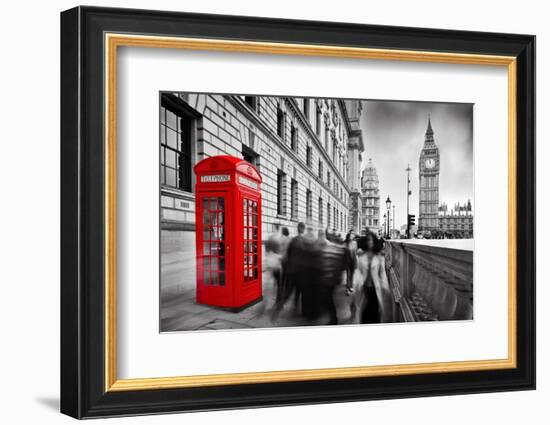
[352,232,393,323]
[284,222,312,315]
[264,235,283,310]
[313,230,351,325]
[344,230,358,294]
[279,226,290,258]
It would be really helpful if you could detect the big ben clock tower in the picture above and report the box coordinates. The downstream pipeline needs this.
[418,117,440,233]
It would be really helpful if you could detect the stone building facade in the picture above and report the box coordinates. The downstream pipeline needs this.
[346,102,365,233]
[360,158,381,235]
[438,201,474,238]
[160,93,364,260]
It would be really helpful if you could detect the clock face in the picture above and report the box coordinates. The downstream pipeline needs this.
[425,158,436,169]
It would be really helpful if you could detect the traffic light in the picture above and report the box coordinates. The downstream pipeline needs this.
[406,214,415,238]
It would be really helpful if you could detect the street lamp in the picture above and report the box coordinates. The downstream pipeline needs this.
[406,164,412,239]
[385,196,392,238]
[392,204,396,237]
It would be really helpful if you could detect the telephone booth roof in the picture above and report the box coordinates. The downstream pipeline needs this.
[194,155,262,183]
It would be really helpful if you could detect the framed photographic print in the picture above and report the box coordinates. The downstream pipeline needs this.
[60,6,536,419]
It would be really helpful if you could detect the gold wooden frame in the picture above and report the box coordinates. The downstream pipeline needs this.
[104,33,517,392]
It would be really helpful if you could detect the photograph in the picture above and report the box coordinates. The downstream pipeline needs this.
[159,93,474,332]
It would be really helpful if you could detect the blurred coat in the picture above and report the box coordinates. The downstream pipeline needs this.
[352,251,393,323]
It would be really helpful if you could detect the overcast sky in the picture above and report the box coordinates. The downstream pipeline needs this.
[360,100,473,229]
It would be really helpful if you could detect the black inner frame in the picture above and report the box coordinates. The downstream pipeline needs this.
[60,6,536,419]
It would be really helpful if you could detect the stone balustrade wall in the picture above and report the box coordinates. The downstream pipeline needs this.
[386,241,473,322]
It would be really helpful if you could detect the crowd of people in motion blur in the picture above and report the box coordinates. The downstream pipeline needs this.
[265,222,393,326]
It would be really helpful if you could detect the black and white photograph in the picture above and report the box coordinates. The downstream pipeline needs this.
[160,93,474,332]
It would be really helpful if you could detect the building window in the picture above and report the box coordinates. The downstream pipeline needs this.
[334,206,337,231]
[318,159,323,179]
[327,202,331,229]
[160,98,193,192]
[242,144,260,170]
[306,189,312,220]
[303,98,310,120]
[277,169,287,216]
[290,179,298,219]
[327,170,331,189]
[325,125,330,151]
[316,107,322,135]
[306,145,312,167]
[318,197,323,225]
[332,138,338,163]
[242,96,258,113]
[277,106,285,139]
[290,124,298,152]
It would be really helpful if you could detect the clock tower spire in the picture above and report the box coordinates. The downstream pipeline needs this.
[418,116,440,235]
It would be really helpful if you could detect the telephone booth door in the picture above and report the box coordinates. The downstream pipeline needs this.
[196,191,231,307]
[238,194,262,305]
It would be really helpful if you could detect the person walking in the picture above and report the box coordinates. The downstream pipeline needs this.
[344,230,358,293]
[284,222,310,315]
[313,229,350,325]
[279,226,290,258]
[264,234,283,311]
[352,232,393,323]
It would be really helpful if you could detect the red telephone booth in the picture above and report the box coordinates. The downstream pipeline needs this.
[194,156,262,310]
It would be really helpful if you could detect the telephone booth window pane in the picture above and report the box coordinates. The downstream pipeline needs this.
[201,196,226,287]
[210,256,218,271]
[208,212,216,227]
[243,197,259,283]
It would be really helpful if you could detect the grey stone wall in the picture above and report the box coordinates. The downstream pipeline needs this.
[161,94,356,240]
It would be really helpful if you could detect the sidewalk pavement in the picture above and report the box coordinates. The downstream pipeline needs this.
[160,271,353,332]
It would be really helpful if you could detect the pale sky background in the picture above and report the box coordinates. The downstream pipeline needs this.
[360,100,473,229]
